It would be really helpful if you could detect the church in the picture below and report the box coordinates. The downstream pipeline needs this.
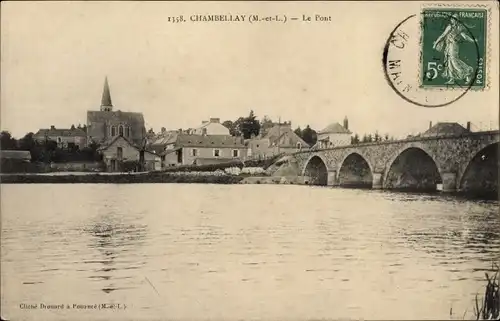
[86,77,146,146]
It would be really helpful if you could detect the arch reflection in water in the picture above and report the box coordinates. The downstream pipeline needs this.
[304,156,328,186]
[385,147,443,192]
[84,216,148,294]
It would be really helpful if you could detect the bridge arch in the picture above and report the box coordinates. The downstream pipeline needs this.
[383,144,443,192]
[302,154,329,186]
[458,142,498,196]
[337,152,374,188]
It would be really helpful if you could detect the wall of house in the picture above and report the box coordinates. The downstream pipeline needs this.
[144,152,162,171]
[317,133,351,148]
[247,138,302,159]
[101,137,140,162]
[181,146,247,165]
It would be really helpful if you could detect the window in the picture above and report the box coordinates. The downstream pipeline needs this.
[57,137,62,143]
[117,147,123,160]
[191,149,197,157]
[111,126,117,137]
[232,149,239,157]
[214,149,220,157]
[297,142,302,149]
[202,128,207,135]
[119,125,124,136]
[126,127,131,137]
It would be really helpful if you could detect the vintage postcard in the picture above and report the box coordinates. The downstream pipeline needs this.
[1,1,499,321]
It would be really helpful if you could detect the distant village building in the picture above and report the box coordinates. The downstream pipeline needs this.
[33,125,87,149]
[86,77,146,147]
[97,135,161,172]
[246,122,309,159]
[421,121,471,137]
[162,133,247,167]
[188,118,230,135]
[315,117,352,149]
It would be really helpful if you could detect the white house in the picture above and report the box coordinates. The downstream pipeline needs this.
[315,117,352,149]
[189,118,230,136]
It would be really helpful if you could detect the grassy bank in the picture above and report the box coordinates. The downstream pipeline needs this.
[0,172,245,184]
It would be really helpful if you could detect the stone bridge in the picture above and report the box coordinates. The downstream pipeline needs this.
[290,131,499,193]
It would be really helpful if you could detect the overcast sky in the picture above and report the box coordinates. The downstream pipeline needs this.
[1,1,498,138]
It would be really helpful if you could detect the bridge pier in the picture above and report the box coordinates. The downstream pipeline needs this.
[327,170,338,186]
[372,172,383,189]
[441,172,457,193]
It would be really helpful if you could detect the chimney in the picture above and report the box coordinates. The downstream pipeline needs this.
[209,118,220,123]
[343,116,349,130]
[429,121,433,129]
[178,128,183,134]
[466,121,471,131]
[161,127,166,133]
[50,125,55,130]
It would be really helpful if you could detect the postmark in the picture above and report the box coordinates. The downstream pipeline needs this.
[382,3,491,108]
[420,8,487,90]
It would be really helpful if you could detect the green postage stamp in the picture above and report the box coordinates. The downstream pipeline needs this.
[420,7,488,90]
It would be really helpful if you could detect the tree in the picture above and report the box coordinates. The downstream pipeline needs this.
[367,134,373,142]
[238,110,260,139]
[301,125,317,146]
[0,131,18,150]
[260,116,274,136]
[351,133,360,144]
[294,126,302,138]
[222,120,234,133]
[384,133,389,141]
[374,131,380,142]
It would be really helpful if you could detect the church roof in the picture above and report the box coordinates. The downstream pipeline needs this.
[422,122,470,136]
[319,122,351,134]
[87,110,145,124]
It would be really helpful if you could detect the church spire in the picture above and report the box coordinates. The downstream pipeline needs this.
[100,76,113,111]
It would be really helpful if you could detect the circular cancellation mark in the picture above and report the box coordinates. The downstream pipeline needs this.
[382,12,482,108]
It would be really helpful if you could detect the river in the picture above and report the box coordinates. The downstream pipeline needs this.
[1,184,499,320]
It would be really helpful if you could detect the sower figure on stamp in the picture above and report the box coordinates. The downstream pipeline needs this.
[432,13,475,85]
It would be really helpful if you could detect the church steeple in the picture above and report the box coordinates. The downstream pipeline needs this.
[100,76,113,111]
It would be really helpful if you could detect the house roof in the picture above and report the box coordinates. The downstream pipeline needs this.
[34,128,86,137]
[422,122,470,136]
[262,124,310,148]
[1,150,31,160]
[97,135,140,151]
[176,134,246,148]
[149,131,179,146]
[319,122,351,134]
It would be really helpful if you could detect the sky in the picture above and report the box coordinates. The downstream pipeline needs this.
[1,1,498,139]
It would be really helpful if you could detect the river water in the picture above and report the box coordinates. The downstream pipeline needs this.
[1,184,499,320]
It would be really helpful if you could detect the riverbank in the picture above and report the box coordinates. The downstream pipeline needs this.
[0,172,245,184]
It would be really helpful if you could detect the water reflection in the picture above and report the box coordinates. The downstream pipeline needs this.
[83,215,148,294]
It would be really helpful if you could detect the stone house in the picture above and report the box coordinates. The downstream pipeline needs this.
[246,122,309,159]
[97,135,161,172]
[162,133,247,166]
[34,125,87,150]
[314,117,352,149]
[87,77,146,146]
[188,118,230,136]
